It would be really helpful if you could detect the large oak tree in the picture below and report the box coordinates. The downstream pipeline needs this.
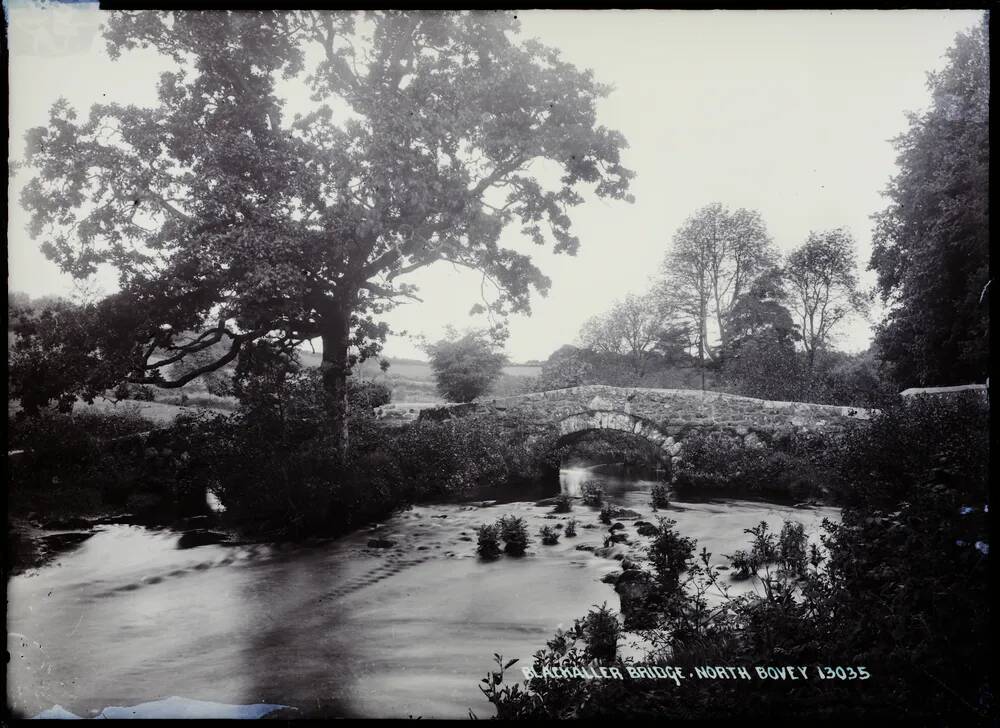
[16,10,633,453]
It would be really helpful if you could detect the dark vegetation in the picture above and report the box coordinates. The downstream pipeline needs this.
[476,523,502,561]
[539,525,560,545]
[426,328,509,403]
[649,483,670,510]
[672,428,830,501]
[8,365,559,551]
[481,393,991,721]
[581,481,605,507]
[498,515,531,556]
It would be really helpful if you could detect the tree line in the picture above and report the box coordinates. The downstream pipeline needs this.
[541,205,877,405]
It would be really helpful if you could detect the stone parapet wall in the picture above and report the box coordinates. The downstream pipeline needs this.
[420,385,872,444]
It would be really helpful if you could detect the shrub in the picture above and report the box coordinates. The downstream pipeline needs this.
[581,480,605,506]
[647,517,696,594]
[203,370,234,397]
[477,523,502,560]
[183,385,559,541]
[564,519,578,537]
[777,520,808,576]
[552,493,573,513]
[348,379,392,411]
[826,393,989,509]
[425,329,508,402]
[131,385,156,401]
[579,603,621,663]
[726,549,757,580]
[498,515,530,556]
[539,525,560,545]
[650,483,670,510]
[674,429,828,499]
[722,521,790,581]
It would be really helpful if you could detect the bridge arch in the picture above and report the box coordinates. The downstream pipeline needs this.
[555,410,679,460]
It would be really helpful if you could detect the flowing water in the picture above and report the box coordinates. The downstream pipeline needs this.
[7,468,838,719]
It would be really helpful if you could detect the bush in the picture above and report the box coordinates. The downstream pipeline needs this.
[552,493,573,513]
[348,379,392,410]
[131,384,156,401]
[425,329,508,402]
[647,517,696,594]
[498,515,530,556]
[8,406,169,526]
[203,370,234,397]
[726,549,756,580]
[580,603,621,663]
[581,480,605,506]
[674,429,828,499]
[539,525,560,545]
[826,393,989,509]
[564,519,578,537]
[777,520,808,577]
[722,520,809,581]
[477,523,502,560]
[650,483,670,510]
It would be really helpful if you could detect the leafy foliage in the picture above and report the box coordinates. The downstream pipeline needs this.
[16,10,633,441]
[650,483,670,510]
[870,17,988,387]
[539,525,560,545]
[477,523,502,560]
[579,603,621,662]
[785,228,869,369]
[551,493,573,513]
[657,203,778,364]
[581,480,605,506]
[826,391,988,509]
[674,429,827,500]
[498,514,530,555]
[425,328,508,402]
[647,517,696,594]
[482,392,991,721]
[536,345,594,390]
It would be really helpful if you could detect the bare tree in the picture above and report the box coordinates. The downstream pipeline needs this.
[578,293,672,380]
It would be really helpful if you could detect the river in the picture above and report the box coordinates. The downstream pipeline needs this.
[7,468,838,719]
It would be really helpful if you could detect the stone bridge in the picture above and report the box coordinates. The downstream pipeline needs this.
[419,385,873,462]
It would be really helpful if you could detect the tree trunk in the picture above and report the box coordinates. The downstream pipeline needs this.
[320,305,352,464]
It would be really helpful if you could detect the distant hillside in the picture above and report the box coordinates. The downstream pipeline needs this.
[293,350,540,403]
[296,351,540,379]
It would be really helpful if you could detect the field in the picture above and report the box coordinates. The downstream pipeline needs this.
[7,354,543,427]
[299,351,541,404]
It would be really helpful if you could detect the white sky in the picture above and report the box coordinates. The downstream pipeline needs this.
[7,6,986,362]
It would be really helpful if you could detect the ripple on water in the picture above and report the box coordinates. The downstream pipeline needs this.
[8,474,839,719]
